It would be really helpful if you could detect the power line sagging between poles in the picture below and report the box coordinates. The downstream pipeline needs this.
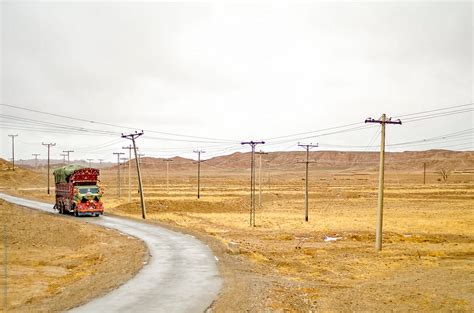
[42,142,56,195]
[241,141,265,227]
[365,114,402,251]
[122,131,146,219]
[298,142,318,222]
[7,134,18,171]
[193,150,205,199]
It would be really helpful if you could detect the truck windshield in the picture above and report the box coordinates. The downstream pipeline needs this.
[79,187,99,194]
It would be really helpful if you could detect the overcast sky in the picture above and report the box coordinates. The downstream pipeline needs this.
[1,1,472,162]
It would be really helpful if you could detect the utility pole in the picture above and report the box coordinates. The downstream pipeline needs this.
[256,150,268,208]
[163,159,173,194]
[193,150,205,199]
[365,114,402,251]
[123,145,133,203]
[298,143,318,222]
[423,162,426,185]
[122,131,146,219]
[32,153,40,168]
[42,143,56,195]
[7,135,18,171]
[113,152,124,199]
[63,150,74,164]
[98,159,104,167]
[87,159,94,167]
[60,153,67,165]
[120,157,128,187]
[241,141,265,227]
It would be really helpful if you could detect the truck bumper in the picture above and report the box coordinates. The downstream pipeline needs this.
[77,211,104,217]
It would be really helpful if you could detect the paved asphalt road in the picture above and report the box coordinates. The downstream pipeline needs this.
[0,193,222,313]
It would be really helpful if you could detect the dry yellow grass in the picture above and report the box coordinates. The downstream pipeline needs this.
[2,160,473,311]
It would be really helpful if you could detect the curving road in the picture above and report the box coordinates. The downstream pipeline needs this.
[0,193,222,312]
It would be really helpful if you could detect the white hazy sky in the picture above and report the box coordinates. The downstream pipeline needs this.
[1,1,473,162]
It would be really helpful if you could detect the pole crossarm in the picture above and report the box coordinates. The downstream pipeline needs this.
[365,117,402,125]
[241,140,265,227]
[364,114,402,251]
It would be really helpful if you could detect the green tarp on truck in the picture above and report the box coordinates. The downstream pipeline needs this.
[53,165,86,184]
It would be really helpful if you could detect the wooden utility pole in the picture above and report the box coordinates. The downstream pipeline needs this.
[87,159,94,167]
[42,142,56,195]
[32,153,40,168]
[256,151,268,207]
[365,114,402,251]
[241,141,265,226]
[7,135,18,171]
[122,145,133,203]
[193,150,205,199]
[163,159,173,194]
[98,159,104,167]
[298,143,318,222]
[423,162,426,184]
[63,150,74,164]
[122,131,146,219]
[113,152,124,199]
[60,153,67,164]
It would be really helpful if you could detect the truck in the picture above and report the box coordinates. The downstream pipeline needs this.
[53,165,104,217]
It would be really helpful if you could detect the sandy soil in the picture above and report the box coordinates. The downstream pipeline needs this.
[0,200,147,312]
[104,171,473,312]
[1,153,473,312]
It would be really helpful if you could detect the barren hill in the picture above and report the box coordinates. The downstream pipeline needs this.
[0,158,44,187]
[117,150,474,173]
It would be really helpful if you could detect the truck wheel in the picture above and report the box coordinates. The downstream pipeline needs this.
[59,203,64,214]
[74,210,79,217]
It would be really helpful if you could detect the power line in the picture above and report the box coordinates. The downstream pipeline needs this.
[394,102,473,118]
[0,103,237,142]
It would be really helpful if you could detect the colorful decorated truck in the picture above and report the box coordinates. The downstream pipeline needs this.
[53,165,104,216]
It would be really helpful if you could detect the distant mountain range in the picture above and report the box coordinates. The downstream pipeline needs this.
[117,149,474,172]
[3,149,473,173]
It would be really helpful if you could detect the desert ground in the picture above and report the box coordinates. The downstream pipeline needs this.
[1,150,473,312]
[0,160,147,312]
